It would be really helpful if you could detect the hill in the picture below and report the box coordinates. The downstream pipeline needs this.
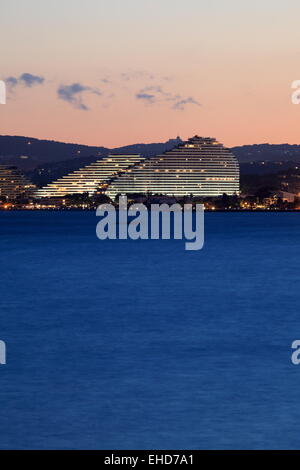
[2,135,300,186]
[232,143,300,163]
[0,135,109,170]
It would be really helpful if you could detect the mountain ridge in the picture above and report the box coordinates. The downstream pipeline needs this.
[2,135,300,186]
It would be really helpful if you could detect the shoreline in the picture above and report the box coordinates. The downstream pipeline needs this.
[1,209,300,213]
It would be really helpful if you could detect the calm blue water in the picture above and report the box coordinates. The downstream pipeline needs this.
[0,211,300,449]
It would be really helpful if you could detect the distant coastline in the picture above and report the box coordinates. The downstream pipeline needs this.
[1,208,300,213]
[2,135,300,211]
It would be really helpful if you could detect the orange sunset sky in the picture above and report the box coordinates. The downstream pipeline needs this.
[1,0,300,148]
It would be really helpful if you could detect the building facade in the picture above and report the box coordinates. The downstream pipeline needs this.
[0,166,36,200]
[34,136,240,199]
[34,154,145,198]
[107,136,239,198]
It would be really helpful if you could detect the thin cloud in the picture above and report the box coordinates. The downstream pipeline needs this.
[135,85,200,110]
[5,77,18,90]
[20,73,44,87]
[136,92,156,103]
[57,82,101,110]
[119,70,174,84]
[120,71,155,82]
[172,97,201,110]
[5,73,45,89]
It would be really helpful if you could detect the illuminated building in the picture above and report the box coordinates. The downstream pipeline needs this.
[107,136,239,198]
[34,136,239,199]
[0,166,36,200]
[34,154,145,197]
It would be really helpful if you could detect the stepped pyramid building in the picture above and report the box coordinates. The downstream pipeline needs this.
[34,154,145,198]
[34,136,239,199]
[0,166,36,200]
[107,136,239,198]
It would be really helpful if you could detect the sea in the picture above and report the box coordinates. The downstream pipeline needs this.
[0,211,300,449]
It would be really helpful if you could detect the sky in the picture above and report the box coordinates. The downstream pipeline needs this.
[1,0,300,148]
